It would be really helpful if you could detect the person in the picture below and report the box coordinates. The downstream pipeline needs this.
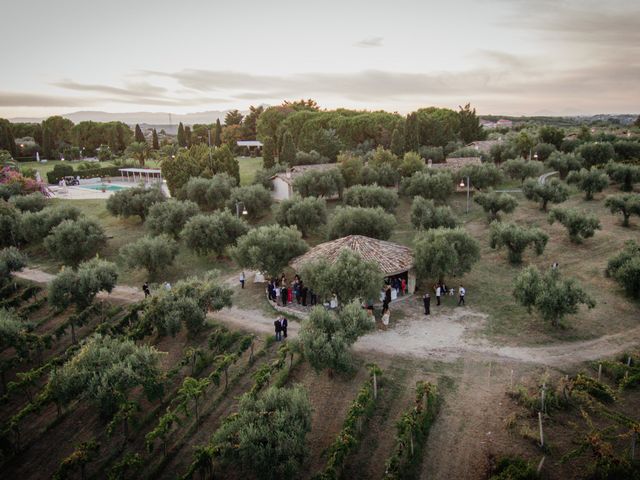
[381,307,390,328]
[435,284,441,306]
[423,292,431,315]
[267,282,274,301]
[274,318,282,341]
[164,281,172,291]
[401,278,407,296]
[274,285,281,304]
[281,285,288,307]
[458,284,466,306]
[301,285,308,306]
[310,289,317,306]
[281,317,288,339]
[239,271,245,289]
[383,285,392,311]
[142,282,150,298]
[288,282,293,304]
[552,262,559,269]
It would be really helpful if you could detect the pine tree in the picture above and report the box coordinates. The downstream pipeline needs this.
[405,112,419,153]
[152,129,160,150]
[279,131,296,165]
[185,126,192,147]
[134,124,145,143]
[177,122,187,147]
[390,120,405,156]
[262,136,276,169]
[214,119,222,147]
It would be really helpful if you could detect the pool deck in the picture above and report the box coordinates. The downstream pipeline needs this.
[48,180,171,200]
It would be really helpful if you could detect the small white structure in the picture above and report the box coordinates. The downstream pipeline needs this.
[237,140,263,156]
[118,168,162,184]
[271,163,338,201]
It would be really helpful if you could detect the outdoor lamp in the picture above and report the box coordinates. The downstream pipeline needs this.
[459,179,465,188]
[242,208,248,215]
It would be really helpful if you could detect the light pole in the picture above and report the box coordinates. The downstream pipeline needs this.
[235,201,248,218]
[459,176,470,214]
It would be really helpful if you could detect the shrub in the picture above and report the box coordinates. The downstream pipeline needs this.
[604,193,640,227]
[9,192,46,212]
[548,207,601,243]
[338,153,364,187]
[606,240,640,298]
[533,142,556,161]
[613,140,640,160]
[410,197,459,229]
[293,168,345,198]
[419,146,444,163]
[182,211,249,256]
[292,150,329,166]
[398,151,425,178]
[522,178,569,211]
[19,204,81,243]
[566,168,609,200]
[343,184,398,212]
[502,159,544,184]
[226,184,272,219]
[106,185,165,221]
[488,456,538,480]
[361,163,399,187]
[413,228,480,283]
[489,222,548,264]
[327,206,396,240]
[146,199,199,239]
[0,246,27,286]
[44,218,107,267]
[400,171,454,203]
[182,174,237,210]
[274,196,327,237]
[120,235,179,276]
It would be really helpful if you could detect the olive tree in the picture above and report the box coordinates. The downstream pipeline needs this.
[410,197,459,229]
[0,201,20,247]
[293,168,345,198]
[120,235,179,277]
[604,194,640,227]
[566,168,609,200]
[44,218,107,267]
[361,163,399,187]
[327,206,396,240]
[182,174,237,210]
[106,185,165,221]
[606,240,640,298]
[548,207,601,243]
[413,228,481,283]
[398,151,425,178]
[501,159,544,184]
[474,191,518,221]
[20,204,81,243]
[342,184,398,212]
[458,163,504,190]
[0,246,27,286]
[605,161,640,192]
[226,184,272,219]
[231,225,308,277]
[513,266,595,327]
[182,211,249,256]
[146,199,199,239]
[489,222,548,264]
[274,196,327,237]
[522,178,569,211]
[9,192,47,212]
[545,151,584,179]
[400,170,454,203]
[577,142,615,167]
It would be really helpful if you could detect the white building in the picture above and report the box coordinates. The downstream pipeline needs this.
[271,163,338,201]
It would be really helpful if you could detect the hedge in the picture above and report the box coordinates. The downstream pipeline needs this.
[46,166,121,184]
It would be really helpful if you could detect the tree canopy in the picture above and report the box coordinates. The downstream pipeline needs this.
[413,227,480,282]
[327,206,396,240]
[400,171,454,203]
[274,196,327,237]
[182,211,249,256]
[489,222,548,264]
[106,185,165,221]
[342,184,398,212]
[474,191,518,221]
[44,218,107,267]
[606,240,640,299]
[548,207,601,244]
[181,174,237,211]
[604,193,640,227]
[410,197,459,230]
[119,235,179,276]
[146,199,199,239]
[566,168,609,200]
[522,178,569,211]
[292,168,345,199]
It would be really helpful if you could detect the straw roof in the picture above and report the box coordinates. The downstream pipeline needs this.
[290,235,414,276]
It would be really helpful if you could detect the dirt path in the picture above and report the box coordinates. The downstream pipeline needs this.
[15,267,640,368]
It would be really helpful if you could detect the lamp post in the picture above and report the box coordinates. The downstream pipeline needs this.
[460,176,470,214]
[533,153,538,161]
[235,201,248,218]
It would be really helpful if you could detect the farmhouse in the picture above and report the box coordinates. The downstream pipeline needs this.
[290,234,416,294]
[271,163,338,201]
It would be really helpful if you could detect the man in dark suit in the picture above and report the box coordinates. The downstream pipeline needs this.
[423,292,431,315]
[281,317,288,338]
[274,318,282,341]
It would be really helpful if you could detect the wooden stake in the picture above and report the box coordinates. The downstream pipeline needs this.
[538,412,544,448]
[598,363,602,382]
[537,456,546,474]
[373,371,378,399]
[541,383,546,413]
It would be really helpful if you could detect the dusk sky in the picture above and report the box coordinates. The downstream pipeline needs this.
[1,0,638,118]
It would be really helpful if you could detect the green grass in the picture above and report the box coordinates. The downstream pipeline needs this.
[238,156,263,186]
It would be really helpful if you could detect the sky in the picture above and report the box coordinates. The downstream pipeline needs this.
[1,0,639,118]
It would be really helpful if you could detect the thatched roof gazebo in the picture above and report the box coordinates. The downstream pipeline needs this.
[289,235,416,293]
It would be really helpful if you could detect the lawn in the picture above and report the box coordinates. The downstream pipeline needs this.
[238,156,263,185]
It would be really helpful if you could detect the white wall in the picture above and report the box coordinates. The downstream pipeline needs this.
[272,177,291,201]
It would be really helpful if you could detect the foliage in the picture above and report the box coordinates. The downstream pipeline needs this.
[513,266,596,327]
[488,456,539,480]
[548,207,601,243]
[539,125,565,148]
[125,141,150,167]
[342,184,398,212]
[338,153,364,187]
[181,174,237,210]
[226,184,272,219]
[279,130,296,165]
[119,235,179,276]
[577,142,616,167]
[19,204,81,243]
[400,170,454,203]
[9,192,46,212]
[489,222,548,264]
[605,161,640,192]
[0,246,27,285]
[0,200,20,247]
[522,177,569,211]
[327,206,396,240]
[474,190,517,221]
[53,439,100,480]
[545,151,584,179]
[410,197,459,229]
[501,158,544,184]
[262,136,276,169]
[274,196,327,237]
[293,168,345,198]
[106,185,165,221]
[182,211,249,256]
[253,163,287,191]
[146,199,199,239]
[398,151,425,178]
[458,162,504,190]
[533,142,556,162]
[606,240,640,298]
[566,168,609,200]
[413,227,480,282]
[360,163,400,187]
[292,150,329,166]
[604,193,640,227]
[44,218,107,267]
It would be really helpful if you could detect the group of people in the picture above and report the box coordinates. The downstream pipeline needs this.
[422,283,466,315]
[267,274,317,308]
[273,316,289,341]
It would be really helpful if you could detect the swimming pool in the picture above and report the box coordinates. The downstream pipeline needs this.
[80,184,127,192]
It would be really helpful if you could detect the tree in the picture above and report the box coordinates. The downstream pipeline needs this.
[502,159,544,184]
[361,163,400,187]
[184,126,192,147]
[226,184,272,219]
[606,240,640,298]
[489,222,548,264]
[577,142,615,167]
[513,266,595,327]
[19,204,81,244]
[399,151,425,178]
[338,153,364,187]
[305,128,342,161]
[53,439,101,480]
[242,105,264,140]
[49,334,162,417]
[413,228,480,283]
[9,192,46,212]
[604,193,640,227]
[292,150,329,166]
[48,259,118,342]
[390,120,405,156]
[533,142,556,162]
[474,190,518,221]
[327,206,396,240]
[120,235,178,277]
[146,199,199,239]
[300,250,383,305]
[177,377,210,426]
[458,163,504,190]
[231,225,308,277]
[0,119,17,156]
[545,151,584,179]
[182,174,236,211]
[106,185,165,221]
[404,112,420,152]
[211,385,312,480]
[125,141,150,167]
[213,119,222,147]
[292,168,345,198]
[152,129,160,150]
[299,301,373,373]
[0,246,26,286]
[538,126,565,148]
[0,201,20,247]
[134,124,145,143]
[566,168,609,200]
[274,196,327,237]
[522,178,569,211]
[605,161,640,192]
[182,211,249,256]
[342,184,398,212]
[410,197,459,229]
[548,207,601,244]
[262,136,276,169]
[44,218,107,267]
[458,103,485,143]
[280,131,296,165]
[177,122,187,147]
[399,171,454,203]
[224,109,244,126]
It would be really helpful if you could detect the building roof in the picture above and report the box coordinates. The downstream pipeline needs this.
[272,163,338,185]
[118,168,162,174]
[428,157,482,171]
[466,140,500,153]
[290,235,414,276]
[237,140,263,147]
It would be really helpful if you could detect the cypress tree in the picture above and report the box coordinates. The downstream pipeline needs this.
[185,126,192,147]
[0,120,17,157]
[177,122,187,147]
[390,120,405,156]
[405,112,419,153]
[134,124,145,143]
[262,136,276,169]
[152,129,160,150]
[214,119,222,147]
[280,131,296,165]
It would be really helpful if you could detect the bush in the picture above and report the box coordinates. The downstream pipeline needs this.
[292,150,329,166]
[120,235,179,276]
[360,163,399,187]
[0,246,27,286]
[488,456,538,480]
[489,222,548,264]
[44,218,107,267]
[181,174,237,210]
[413,228,480,283]
[604,193,640,227]
[410,197,459,229]
[106,185,165,221]
[613,140,640,160]
[146,199,199,239]
[566,167,609,200]
[522,178,569,211]
[19,204,81,243]
[9,192,46,212]
[182,211,249,256]
[548,207,601,243]
[474,191,518,221]
[226,184,272,219]
[577,142,615,167]
[502,159,544,184]
[274,196,327,237]
[398,151,425,178]
[293,168,345,198]
[327,206,396,240]
[343,184,398,212]
[400,171,454,203]
[418,146,444,163]
[338,153,364,187]
[606,240,640,298]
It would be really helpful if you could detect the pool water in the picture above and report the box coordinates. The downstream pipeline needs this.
[80,184,127,192]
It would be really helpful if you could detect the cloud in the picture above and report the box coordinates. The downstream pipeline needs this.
[0,92,93,107]
[354,36,383,48]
